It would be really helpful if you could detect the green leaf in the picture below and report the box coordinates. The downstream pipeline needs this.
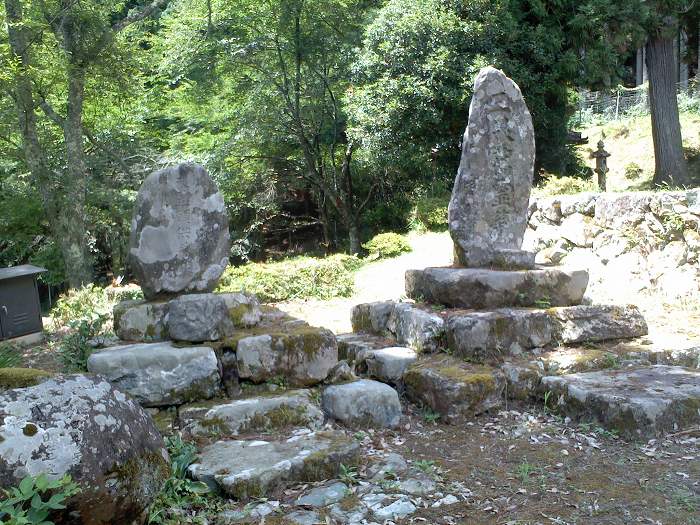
[30,493,44,509]
[18,476,35,497]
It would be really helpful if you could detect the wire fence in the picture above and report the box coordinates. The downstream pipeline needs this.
[573,80,700,126]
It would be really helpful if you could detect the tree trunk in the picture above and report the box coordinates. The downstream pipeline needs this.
[59,65,92,287]
[347,219,362,255]
[646,34,689,187]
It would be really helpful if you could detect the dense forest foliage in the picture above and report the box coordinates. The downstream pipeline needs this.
[0,0,697,290]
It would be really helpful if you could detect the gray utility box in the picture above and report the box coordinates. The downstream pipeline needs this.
[0,265,46,341]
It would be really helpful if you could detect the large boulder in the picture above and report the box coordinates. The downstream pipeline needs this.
[0,375,169,524]
[129,163,230,299]
[448,67,536,269]
[87,342,221,407]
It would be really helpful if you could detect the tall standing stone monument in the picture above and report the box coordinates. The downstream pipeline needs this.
[129,163,231,299]
[448,66,536,269]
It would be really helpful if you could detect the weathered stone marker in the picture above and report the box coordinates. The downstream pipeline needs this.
[129,163,230,299]
[448,66,536,269]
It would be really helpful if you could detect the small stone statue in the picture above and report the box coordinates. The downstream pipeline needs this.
[591,138,610,191]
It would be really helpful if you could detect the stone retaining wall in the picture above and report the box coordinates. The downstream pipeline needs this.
[526,189,700,303]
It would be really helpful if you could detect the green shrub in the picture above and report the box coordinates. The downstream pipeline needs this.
[0,473,80,525]
[217,254,360,303]
[58,316,108,372]
[362,233,412,260]
[411,196,449,232]
[624,162,644,180]
[50,284,143,330]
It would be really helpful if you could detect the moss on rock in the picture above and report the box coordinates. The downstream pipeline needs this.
[0,368,53,390]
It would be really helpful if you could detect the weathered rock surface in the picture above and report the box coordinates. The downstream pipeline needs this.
[87,342,220,407]
[387,303,445,352]
[168,292,261,342]
[406,267,589,309]
[542,366,700,439]
[448,67,536,269]
[113,300,169,342]
[0,375,169,524]
[365,347,418,384]
[188,430,360,500]
[322,379,402,428]
[234,325,338,386]
[337,332,397,363]
[350,301,396,334]
[180,390,324,437]
[129,163,230,299]
[446,305,647,359]
[403,357,505,423]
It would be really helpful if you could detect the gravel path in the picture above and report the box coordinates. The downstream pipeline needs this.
[276,232,453,333]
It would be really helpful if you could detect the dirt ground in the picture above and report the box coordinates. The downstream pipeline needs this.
[391,407,700,525]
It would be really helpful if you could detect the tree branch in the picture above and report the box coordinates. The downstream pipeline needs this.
[112,0,170,33]
[38,98,65,127]
[83,128,131,175]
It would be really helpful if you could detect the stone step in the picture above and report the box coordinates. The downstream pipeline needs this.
[179,390,324,437]
[337,332,400,362]
[113,291,262,343]
[541,365,700,439]
[322,379,402,429]
[187,430,360,501]
[351,302,445,352]
[502,340,700,401]
[349,301,648,360]
[447,304,648,360]
[86,342,221,407]
[405,266,589,309]
[403,356,505,423]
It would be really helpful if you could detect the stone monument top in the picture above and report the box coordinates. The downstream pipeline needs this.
[448,66,536,269]
[129,162,230,299]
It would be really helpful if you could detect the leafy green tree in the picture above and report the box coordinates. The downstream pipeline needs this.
[1,0,167,288]
[152,0,379,254]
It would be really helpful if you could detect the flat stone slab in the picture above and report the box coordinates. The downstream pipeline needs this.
[337,333,398,363]
[403,356,505,423]
[188,430,359,501]
[87,342,220,407]
[447,305,648,360]
[322,379,402,428]
[406,267,589,309]
[542,366,700,439]
[179,390,324,437]
[365,347,417,384]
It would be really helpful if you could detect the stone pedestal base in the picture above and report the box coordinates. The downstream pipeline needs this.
[453,242,535,270]
[405,267,589,309]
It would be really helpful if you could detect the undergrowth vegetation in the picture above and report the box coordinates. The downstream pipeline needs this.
[362,233,412,260]
[148,436,217,524]
[410,196,449,232]
[49,284,142,329]
[217,254,362,303]
[0,473,80,525]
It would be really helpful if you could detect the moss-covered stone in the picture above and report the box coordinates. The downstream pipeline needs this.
[0,367,53,390]
[403,356,505,423]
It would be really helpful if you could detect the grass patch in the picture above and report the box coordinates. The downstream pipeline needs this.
[217,254,362,303]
